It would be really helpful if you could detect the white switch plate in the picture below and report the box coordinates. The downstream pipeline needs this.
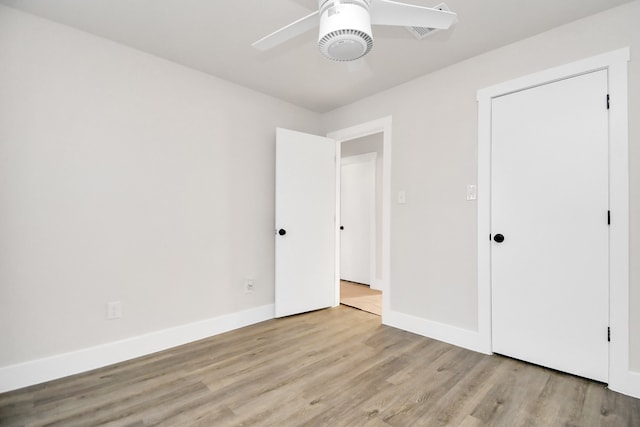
[466,185,477,201]
[398,190,407,204]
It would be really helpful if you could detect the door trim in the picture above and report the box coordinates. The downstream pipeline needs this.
[477,48,633,396]
[328,116,392,318]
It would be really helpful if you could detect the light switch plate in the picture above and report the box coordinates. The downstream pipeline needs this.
[398,190,407,204]
[467,185,477,201]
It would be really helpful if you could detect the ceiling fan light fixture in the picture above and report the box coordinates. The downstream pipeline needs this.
[253,0,458,62]
[317,1,373,61]
[319,29,373,61]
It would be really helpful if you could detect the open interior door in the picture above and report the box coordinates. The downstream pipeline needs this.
[275,128,336,317]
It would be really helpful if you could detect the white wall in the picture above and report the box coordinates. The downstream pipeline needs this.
[0,5,320,371]
[322,0,640,368]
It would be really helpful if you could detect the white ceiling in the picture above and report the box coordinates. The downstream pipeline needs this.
[0,0,632,112]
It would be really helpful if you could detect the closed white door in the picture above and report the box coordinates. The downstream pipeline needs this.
[340,153,376,285]
[275,128,336,318]
[491,70,609,382]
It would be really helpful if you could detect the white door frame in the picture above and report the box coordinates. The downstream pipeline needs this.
[328,116,392,319]
[477,48,634,396]
[341,152,378,288]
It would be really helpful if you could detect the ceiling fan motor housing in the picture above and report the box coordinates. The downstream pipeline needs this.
[317,0,373,61]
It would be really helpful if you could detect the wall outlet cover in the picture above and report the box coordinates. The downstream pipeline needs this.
[107,301,122,320]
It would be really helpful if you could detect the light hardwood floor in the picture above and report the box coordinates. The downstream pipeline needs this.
[1,306,639,426]
[340,280,382,316]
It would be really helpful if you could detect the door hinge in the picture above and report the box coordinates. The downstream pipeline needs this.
[608,210,611,225]
[608,327,611,342]
[607,94,610,110]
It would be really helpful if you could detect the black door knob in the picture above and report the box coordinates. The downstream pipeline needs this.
[278,229,286,236]
[340,226,344,230]
[494,234,505,243]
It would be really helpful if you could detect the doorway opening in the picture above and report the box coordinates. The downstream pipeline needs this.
[339,138,382,315]
[328,116,392,320]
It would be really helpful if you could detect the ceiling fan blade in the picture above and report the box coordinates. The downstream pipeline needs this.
[252,11,320,51]
[369,0,458,29]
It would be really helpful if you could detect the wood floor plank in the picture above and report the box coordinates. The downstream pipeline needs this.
[1,305,639,426]
[340,280,382,316]
[426,352,504,426]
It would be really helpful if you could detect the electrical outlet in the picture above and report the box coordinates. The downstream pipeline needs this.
[244,279,254,294]
[107,301,122,320]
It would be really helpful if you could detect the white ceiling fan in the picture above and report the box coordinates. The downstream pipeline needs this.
[252,0,458,62]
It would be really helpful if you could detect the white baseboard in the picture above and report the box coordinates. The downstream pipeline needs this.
[384,310,640,399]
[0,304,274,393]
[609,369,640,399]
[370,279,383,291]
[383,310,490,355]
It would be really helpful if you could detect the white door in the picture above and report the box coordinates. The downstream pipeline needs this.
[275,128,336,318]
[340,154,376,285]
[491,70,609,382]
